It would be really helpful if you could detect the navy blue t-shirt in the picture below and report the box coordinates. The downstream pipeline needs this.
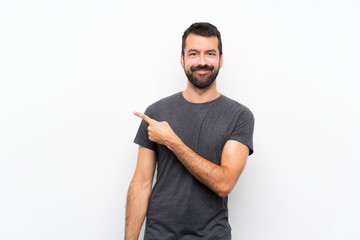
[134,92,254,240]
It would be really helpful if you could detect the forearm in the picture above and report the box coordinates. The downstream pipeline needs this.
[125,181,152,240]
[167,137,230,198]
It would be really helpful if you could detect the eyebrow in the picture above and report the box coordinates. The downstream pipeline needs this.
[206,49,217,54]
[187,49,199,53]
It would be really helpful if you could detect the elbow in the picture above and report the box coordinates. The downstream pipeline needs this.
[215,184,232,198]
[217,191,228,198]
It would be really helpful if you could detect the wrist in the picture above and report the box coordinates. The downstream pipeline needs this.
[166,133,182,151]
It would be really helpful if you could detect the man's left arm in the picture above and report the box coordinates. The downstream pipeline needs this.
[134,112,249,198]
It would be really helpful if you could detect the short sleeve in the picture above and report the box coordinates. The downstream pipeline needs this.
[133,107,157,151]
[228,108,255,155]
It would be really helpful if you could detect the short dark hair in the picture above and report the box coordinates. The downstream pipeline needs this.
[181,22,222,56]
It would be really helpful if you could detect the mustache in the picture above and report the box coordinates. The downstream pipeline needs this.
[190,65,214,72]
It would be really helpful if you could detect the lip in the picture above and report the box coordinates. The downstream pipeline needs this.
[194,70,210,74]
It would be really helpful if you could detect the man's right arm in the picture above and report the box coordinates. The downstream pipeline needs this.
[125,146,156,240]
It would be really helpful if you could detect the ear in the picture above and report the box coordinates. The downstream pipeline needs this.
[180,54,184,69]
[219,54,223,69]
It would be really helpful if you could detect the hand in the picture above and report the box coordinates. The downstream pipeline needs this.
[134,111,177,146]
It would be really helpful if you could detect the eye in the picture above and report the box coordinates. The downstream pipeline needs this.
[189,52,197,56]
[207,52,216,56]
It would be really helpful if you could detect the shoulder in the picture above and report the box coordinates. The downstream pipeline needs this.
[220,94,254,120]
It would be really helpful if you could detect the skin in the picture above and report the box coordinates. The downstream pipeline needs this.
[125,33,249,240]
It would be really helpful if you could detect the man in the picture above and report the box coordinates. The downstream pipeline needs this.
[125,22,254,240]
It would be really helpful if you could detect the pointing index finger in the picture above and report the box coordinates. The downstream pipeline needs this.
[133,111,153,124]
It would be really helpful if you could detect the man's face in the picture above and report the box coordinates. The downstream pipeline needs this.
[181,34,223,89]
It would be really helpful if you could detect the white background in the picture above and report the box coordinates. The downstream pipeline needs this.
[1,0,359,239]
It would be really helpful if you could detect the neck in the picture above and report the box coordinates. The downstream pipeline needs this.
[182,80,220,103]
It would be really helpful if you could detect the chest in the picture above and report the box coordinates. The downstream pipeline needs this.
[158,105,237,164]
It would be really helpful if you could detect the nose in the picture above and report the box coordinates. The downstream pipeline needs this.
[198,53,206,65]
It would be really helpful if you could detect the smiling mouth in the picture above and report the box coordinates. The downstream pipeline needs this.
[194,70,210,74]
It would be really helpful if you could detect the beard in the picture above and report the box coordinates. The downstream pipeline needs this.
[184,64,220,89]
